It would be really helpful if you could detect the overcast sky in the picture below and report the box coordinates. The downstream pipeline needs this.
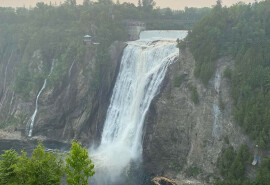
[0,0,261,9]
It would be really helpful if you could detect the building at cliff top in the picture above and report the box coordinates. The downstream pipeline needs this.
[84,35,92,45]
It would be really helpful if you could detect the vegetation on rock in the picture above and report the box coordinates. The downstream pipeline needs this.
[188,0,270,148]
[216,145,270,185]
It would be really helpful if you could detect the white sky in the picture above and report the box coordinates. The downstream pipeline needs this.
[0,0,262,9]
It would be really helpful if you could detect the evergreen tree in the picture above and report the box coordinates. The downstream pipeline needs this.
[65,141,95,185]
[0,149,18,184]
[138,0,142,7]
[142,0,155,10]
[14,143,65,185]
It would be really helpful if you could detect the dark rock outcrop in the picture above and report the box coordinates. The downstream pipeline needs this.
[0,41,126,146]
[143,49,251,183]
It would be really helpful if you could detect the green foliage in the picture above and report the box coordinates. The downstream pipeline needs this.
[224,135,229,145]
[189,0,270,148]
[174,74,186,87]
[0,115,22,129]
[0,143,64,185]
[186,166,200,177]
[0,149,18,185]
[65,141,95,185]
[14,143,64,185]
[0,141,96,185]
[216,154,270,185]
[169,162,182,172]
[255,155,270,185]
[223,67,232,81]
[216,145,251,185]
[176,38,186,51]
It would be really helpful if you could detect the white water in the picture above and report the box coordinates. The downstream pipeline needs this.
[91,31,187,184]
[140,30,188,40]
[68,60,75,78]
[26,62,55,137]
[212,70,222,138]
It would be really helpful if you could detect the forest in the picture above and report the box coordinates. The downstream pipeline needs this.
[0,0,209,100]
[187,1,270,184]
[188,0,270,149]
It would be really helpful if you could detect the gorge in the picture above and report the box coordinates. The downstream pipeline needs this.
[1,1,270,184]
[0,30,255,184]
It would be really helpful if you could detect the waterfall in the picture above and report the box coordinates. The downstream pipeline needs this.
[212,69,222,138]
[26,61,55,137]
[90,31,187,184]
[68,60,75,78]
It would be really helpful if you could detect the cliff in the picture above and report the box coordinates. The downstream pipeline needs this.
[0,41,257,184]
[143,49,253,183]
[0,41,126,145]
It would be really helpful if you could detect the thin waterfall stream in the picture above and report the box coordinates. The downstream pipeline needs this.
[26,61,55,137]
[90,31,187,184]
[212,69,222,139]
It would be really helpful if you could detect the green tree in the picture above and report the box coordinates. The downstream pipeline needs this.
[14,143,64,185]
[142,0,155,10]
[0,149,18,184]
[176,38,186,58]
[255,156,270,185]
[65,141,95,185]
[138,0,142,7]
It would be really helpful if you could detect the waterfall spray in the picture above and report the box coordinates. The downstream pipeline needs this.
[90,31,187,184]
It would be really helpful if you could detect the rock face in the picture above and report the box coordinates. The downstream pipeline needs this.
[0,41,126,145]
[0,41,253,183]
[143,49,251,182]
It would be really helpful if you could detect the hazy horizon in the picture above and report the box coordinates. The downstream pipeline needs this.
[0,0,261,10]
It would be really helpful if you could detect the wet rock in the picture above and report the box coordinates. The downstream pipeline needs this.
[143,49,250,183]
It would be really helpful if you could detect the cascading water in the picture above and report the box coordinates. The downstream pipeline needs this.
[26,61,55,137]
[91,31,187,184]
[68,60,75,78]
[212,69,222,138]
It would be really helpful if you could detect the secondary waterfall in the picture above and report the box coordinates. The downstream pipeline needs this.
[212,69,222,138]
[91,31,187,184]
[26,61,55,137]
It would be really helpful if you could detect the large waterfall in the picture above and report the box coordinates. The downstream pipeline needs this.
[91,31,187,184]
